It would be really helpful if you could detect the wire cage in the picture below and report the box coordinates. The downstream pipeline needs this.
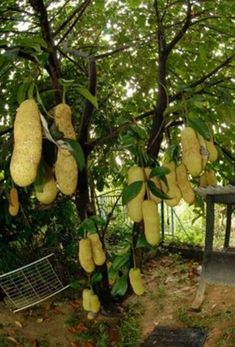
[0,253,70,313]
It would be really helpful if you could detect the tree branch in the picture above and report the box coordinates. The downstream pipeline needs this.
[79,57,97,147]
[89,109,154,149]
[170,53,235,101]
[53,1,87,37]
[154,0,166,52]
[58,48,86,74]
[0,127,13,136]
[166,0,192,54]
[57,0,92,46]
[29,0,62,103]
[215,141,235,162]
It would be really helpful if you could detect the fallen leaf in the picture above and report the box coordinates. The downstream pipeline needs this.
[7,336,19,345]
[67,327,77,334]
[51,307,64,314]
[85,341,95,347]
[15,320,23,328]
[71,342,81,347]
[74,323,87,333]
[69,300,81,309]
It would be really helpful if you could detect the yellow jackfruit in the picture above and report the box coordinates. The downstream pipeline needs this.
[54,104,78,195]
[87,233,106,266]
[199,170,217,187]
[129,268,144,296]
[10,99,42,187]
[35,166,58,204]
[206,170,217,186]
[78,239,95,273]
[90,294,101,313]
[53,103,76,139]
[206,140,218,163]
[145,167,162,204]
[82,288,93,311]
[127,166,145,222]
[197,133,209,169]
[162,162,182,207]
[142,200,160,246]
[199,172,207,187]
[55,148,78,195]
[176,163,195,204]
[8,187,19,216]
[181,127,202,177]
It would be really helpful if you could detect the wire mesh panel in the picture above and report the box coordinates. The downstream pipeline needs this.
[0,254,70,312]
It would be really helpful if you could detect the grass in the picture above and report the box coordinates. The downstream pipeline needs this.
[177,307,235,329]
[117,302,143,347]
[214,326,235,347]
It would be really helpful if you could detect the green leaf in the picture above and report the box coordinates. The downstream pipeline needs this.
[77,87,98,109]
[111,275,128,297]
[164,103,183,116]
[129,0,141,8]
[28,82,35,99]
[122,181,143,205]
[149,166,170,178]
[136,234,150,248]
[91,272,103,284]
[17,82,30,105]
[59,78,74,86]
[112,252,130,271]
[70,279,85,289]
[188,114,211,140]
[63,139,85,171]
[79,217,97,234]
[50,123,64,140]
[147,180,170,200]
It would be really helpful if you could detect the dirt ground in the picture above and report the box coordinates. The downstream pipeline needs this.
[0,254,234,346]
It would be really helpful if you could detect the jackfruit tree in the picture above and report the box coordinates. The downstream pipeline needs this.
[0,0,234,310]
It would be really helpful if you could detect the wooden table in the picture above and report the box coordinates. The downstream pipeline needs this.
[192,187,235,309]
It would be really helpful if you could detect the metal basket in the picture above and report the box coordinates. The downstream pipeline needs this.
[0,253,70,312]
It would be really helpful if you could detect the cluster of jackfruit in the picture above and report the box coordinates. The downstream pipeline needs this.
[180,126,218,187]
[79,233,106,314]
[9,100,78,210]
[127,166,161,246]
[82,288,101,317]
[78,233,106,273]
[127,164,196,245]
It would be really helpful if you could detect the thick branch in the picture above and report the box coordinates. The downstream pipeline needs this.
[154,0,166,52]
[29,0,62,103]
[147,0,169,156]
[53,1,87,37]
[166,0,192,53]
[79,57,96,146]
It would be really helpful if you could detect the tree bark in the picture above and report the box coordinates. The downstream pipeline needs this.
[29,0,62,103]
